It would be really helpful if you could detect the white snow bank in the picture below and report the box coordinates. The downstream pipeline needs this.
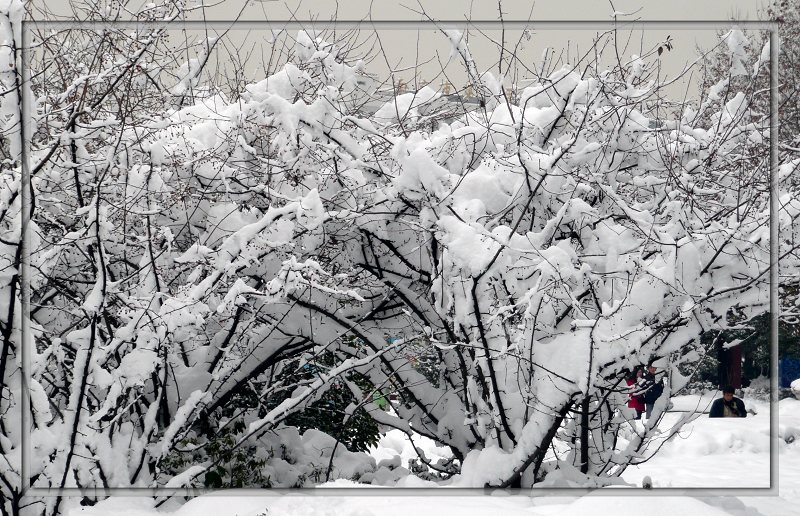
[533,496,731,516]
[791,378,800,399]
[622,395,771,488]
[68,397,800,516]
[70,491,776,516]
[70,491,537,516]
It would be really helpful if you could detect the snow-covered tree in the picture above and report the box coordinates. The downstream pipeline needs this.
[1,2,798,514]
[696,2,800,377]
[699,1,798,156]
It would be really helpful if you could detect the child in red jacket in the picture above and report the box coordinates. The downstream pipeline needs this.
[626,367,645,419]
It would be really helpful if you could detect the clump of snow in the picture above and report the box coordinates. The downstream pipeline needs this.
[391,137,453,200]
[373,86,440,124]
[792,379,800,400]
[364,427,454,486]
[722,28,750,77]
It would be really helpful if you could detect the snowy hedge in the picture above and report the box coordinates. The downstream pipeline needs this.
[1,1,798,513]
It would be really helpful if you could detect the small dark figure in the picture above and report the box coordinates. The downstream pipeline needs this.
[637,365,665,419]
[626,367,645,419]
[709,385,746,418]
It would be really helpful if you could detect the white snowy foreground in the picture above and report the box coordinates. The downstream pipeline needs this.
[69,395,800,516]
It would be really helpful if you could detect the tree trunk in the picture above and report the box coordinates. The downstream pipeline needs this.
[717,340,743,389]
[580,396,589,474]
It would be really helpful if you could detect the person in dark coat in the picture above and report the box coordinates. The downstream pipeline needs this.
[709,385,747,418]
[637,365,665,419]
[626,367,645,419]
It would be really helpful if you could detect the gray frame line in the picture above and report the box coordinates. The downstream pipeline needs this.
[22,20,776,30]
[18,17,781,500]
[20,13,33,499]
[769,26,780,496]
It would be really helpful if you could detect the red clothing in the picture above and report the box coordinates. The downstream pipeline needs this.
[626,377,645,411]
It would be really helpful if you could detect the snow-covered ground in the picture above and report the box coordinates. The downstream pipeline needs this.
[69,395,800,516]
[621,393,772,488]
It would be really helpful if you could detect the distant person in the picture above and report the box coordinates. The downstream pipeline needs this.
[638,365,665,419]
[626,367,645,419]
[709,385,746,418]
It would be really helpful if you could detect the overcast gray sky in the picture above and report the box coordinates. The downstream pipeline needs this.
[30,0,772,99]
[33,0,769,22]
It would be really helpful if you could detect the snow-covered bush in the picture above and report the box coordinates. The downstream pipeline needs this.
[2,1,798,514]
[741,375,772,402]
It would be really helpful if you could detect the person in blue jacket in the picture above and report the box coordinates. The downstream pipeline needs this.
[637,365,665,419]
[709,385,747,418]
